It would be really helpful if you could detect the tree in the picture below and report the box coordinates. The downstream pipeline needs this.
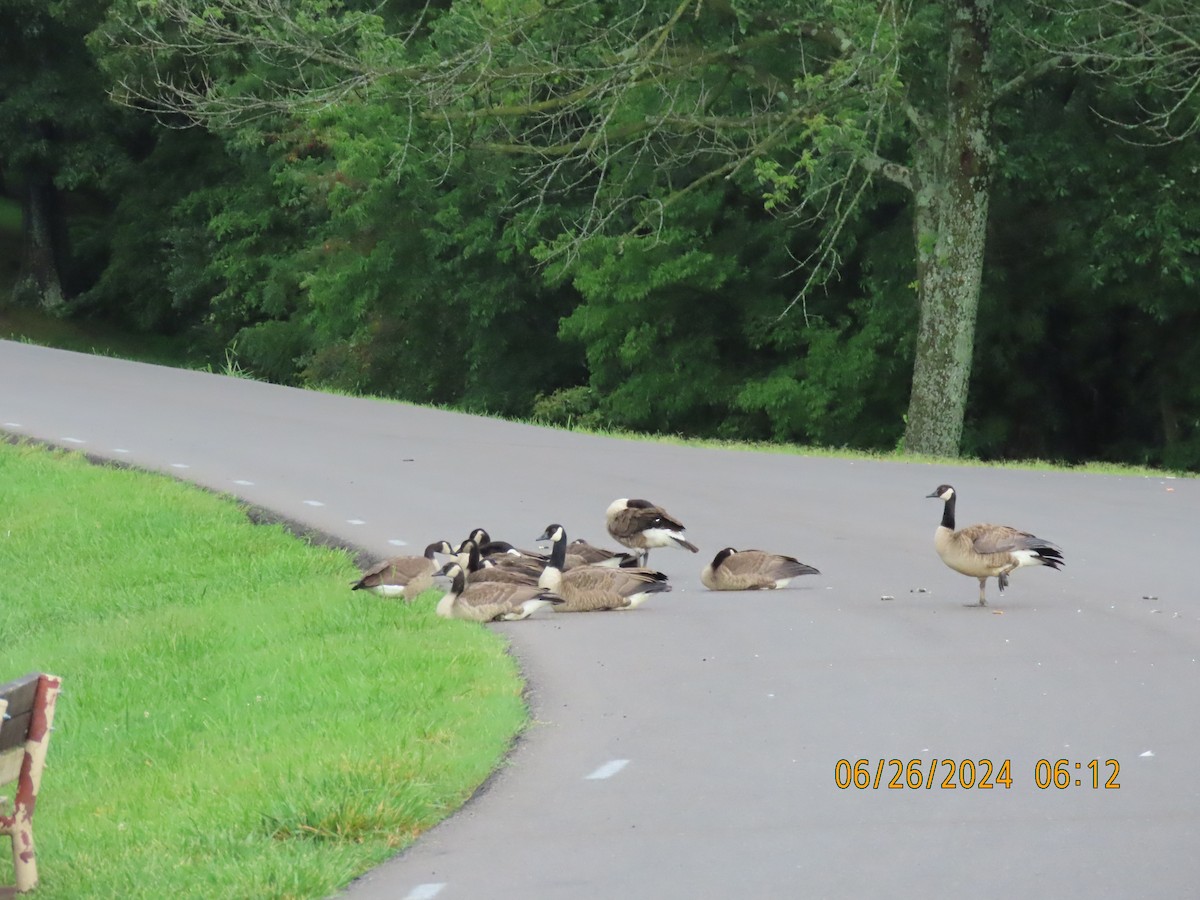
[0,0,146,310]
[97,0,1200,456]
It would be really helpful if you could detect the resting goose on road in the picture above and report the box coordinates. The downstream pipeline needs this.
[568,538,639,569]
[460,540,545,578]
[700,548,821,591]
[459,540,540,586]
[605,498,699,566]
[537,524,671,611]
[435,563,564,621]
[351,540,454,601]
[479,540,550,565]
[926,484,1064,607]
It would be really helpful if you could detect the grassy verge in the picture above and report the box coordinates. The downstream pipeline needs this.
[0,440,526,899]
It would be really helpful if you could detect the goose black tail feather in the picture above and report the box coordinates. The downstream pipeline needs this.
[1035,546,1065,569]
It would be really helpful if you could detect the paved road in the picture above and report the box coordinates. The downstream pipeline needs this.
[4,340,1198,898]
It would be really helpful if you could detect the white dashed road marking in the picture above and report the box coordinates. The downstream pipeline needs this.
[388,539,409,547]
[303,500,325,507]
[113,448,130,454]
[347,519,366,525]
[403,884,446,900]
[4,422,22,428]
[62,437,85,444]
[233,479,255,486]
[585,759,630,780]
[171,463,190,469]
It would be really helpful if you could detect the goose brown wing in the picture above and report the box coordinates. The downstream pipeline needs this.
[965,524,1057,555]
[723,550,819,577]
[613,502,684,533]
[636,505,685,531]
[564,565,661,594]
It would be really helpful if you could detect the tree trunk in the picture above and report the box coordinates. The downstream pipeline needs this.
[902,0,993,457]
[16,176,66,312]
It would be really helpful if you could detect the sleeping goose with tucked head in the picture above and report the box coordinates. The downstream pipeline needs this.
[351,540,455,601]
[605,498,698,566]
[435,563,563,621]
[700,548,820,591]
[926,484,1064,607]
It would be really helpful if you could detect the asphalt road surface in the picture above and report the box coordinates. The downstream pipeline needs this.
[4,340,1198,899]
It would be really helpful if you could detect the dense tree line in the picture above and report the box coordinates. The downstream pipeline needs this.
[1,1,1197,469]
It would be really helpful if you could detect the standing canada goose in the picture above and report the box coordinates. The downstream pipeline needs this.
[605,498,699,566]
[537,524,671,611]
[351,540,455,601]
[435,563,564,621]
[927,484,1064,607]
[568,539,639,568]
[700,548,821,591]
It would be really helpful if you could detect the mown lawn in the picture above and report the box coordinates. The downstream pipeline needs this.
[0,440,526,899]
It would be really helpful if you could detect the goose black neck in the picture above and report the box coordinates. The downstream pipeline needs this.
[549,529,567,571]
[940,494,956,530]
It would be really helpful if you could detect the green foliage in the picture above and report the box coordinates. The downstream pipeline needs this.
[969,70,1200,468]
[0,440,526,898]
[3,0,1198,470]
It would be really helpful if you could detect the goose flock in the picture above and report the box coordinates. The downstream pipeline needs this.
[351,487,1064,620]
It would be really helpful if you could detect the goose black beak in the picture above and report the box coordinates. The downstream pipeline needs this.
[925,490,942,499]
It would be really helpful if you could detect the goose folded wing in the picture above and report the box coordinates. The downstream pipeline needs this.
[969,526,1055,555]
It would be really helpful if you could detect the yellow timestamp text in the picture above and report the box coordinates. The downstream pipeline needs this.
[833,758,1122,791]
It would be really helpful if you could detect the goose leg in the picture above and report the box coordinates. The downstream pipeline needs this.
[965,577,988,608]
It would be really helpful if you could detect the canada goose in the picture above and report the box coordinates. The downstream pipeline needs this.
[568,538,639,569]
[435,563,564,621]
[927,484,1064,607]
[459,540,540,586]
[700,548,821,591]
[537,524,671,611]
[479,540,550,565]
[605,498,699,566]
[351,540,455,601]
[459,540,545,578]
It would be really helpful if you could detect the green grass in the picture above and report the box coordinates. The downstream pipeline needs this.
[0,440,526,899]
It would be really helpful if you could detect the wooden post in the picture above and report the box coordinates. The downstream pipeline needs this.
[0,673,61,895]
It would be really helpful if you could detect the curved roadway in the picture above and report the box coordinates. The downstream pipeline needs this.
[4,340,1198,898]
